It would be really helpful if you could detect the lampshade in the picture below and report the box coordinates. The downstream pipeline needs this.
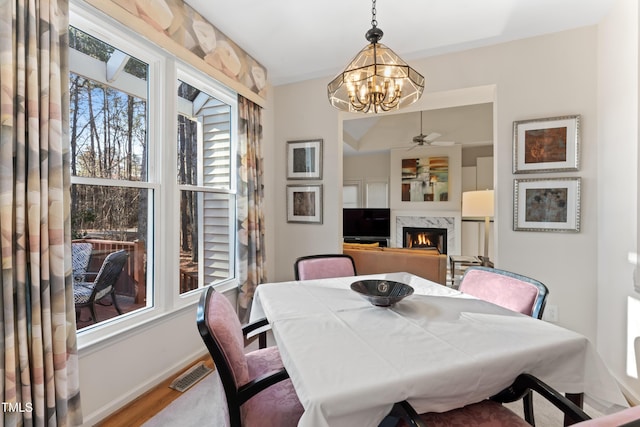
[462,190,494,218]
[327,1,424,114]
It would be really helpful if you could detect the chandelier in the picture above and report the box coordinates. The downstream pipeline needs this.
[327,0,425,114]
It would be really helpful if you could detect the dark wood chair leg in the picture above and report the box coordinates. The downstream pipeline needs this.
[564,393,584,426]
[523,390,535,425]
[259,332,267,349]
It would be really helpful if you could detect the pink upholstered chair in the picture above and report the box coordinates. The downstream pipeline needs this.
[458,266,549,319]
[389,373,595,427]
[196,287,304,427]
[294,253,357,280]
[391,400,532,427]
[573,405,640,426]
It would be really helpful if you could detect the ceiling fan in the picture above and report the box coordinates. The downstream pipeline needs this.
[410,111,455,148]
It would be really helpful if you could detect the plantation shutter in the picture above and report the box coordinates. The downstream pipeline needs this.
[200,99,231,281]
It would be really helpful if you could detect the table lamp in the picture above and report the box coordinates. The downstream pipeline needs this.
[462,190,494,267]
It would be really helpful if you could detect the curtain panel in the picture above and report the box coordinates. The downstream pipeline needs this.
[0,0,82,425]
[236,96,266,322]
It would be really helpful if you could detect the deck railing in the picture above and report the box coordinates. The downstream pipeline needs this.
[74,237,208,304]
[180,270,198,293]
[73,239,202,302]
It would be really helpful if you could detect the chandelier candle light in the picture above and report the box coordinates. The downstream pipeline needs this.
[327,0,425,114]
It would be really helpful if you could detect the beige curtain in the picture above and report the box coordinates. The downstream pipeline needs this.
[0,0,82,425]
[236,96,266,322]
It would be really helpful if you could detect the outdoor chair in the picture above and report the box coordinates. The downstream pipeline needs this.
[458,266,549,319]
[294,253,357,280]
[71,242,93,282]
[74,249,128,323]
[196,286,303,427]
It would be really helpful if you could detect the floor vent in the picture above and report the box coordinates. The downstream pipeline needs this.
[169,362,213,393]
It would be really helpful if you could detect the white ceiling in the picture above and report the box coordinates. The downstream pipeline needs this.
[186,0,615,86]
[343,103,494,155]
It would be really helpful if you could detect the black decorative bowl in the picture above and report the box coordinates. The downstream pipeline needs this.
[350,280,414,307]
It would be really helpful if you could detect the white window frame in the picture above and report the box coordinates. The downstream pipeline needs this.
[71,1,238,349]
[175,65,238,298]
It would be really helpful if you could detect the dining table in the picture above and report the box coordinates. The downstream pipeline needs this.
[249,272,628,427]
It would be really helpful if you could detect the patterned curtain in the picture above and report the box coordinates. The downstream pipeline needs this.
[236,96,266,322]
[0,0,82,425]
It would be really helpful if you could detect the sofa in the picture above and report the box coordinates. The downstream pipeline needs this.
[343,244,447,285]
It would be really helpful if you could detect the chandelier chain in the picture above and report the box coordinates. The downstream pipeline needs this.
[371,0,377,28]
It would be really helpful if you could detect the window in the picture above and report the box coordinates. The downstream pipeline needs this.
[176,77,236,294]
[365,179,389,208]
[69,25,152,330]
[343,180,362,208]
[69,7,237,340]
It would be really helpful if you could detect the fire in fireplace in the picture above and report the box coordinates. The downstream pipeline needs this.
[403,227,447,254]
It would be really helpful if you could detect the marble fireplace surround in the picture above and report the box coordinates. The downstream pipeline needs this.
[392,211,462,255]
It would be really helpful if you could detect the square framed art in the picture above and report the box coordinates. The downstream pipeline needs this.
[400,156,449,202]
[513,115,580,173]
[287,139,323,179]
[286,184,323,224]
[513,177,581,232]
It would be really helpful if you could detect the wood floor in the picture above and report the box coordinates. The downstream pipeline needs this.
[96,355,214,427]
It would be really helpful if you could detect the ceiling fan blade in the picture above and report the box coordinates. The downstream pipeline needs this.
[430,140,456,146]
[424,132,442,142]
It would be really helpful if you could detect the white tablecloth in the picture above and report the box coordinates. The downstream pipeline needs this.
[249,272,627,427]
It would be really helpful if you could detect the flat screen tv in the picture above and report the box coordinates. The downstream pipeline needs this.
[343,208,391,239]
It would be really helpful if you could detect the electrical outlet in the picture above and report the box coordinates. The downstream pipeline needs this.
[543,304,558,322]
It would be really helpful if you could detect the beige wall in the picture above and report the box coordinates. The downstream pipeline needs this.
[272,78,344,281]
[597,0,639,402]
[343,152,390,182]
[274,25,600,339]
[271,6,640,400]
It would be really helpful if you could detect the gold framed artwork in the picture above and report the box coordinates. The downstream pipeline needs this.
[513,177,581,232]
[286,185,323,224]
[513,115,580,173]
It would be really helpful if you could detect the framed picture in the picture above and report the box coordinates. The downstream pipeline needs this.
[401,156,449,202]
[514,177,581,232]
[287,185,323,224]
[513,115,580,173]
[287,139,323,179]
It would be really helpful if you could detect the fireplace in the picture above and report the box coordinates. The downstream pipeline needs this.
[403,227,447,254]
